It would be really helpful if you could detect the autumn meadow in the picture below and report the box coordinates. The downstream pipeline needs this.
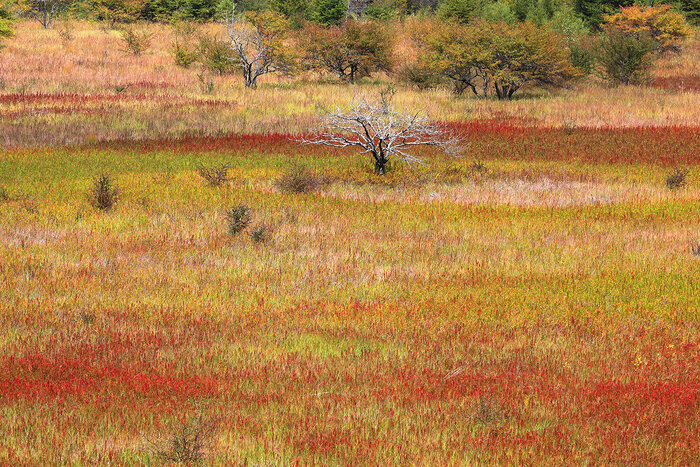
[0,1,699,464]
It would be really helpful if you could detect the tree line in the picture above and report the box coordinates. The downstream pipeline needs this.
[0,0,695,94]
[2,0,698,28]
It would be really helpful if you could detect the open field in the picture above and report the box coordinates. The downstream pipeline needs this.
[0,20,699,464]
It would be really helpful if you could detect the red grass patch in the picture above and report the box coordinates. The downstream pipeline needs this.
[76,123,700,167]
[651,75,700,92]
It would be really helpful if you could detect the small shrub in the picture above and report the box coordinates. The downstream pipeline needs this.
[275,164,322,194]
[198,35,236,75]
[89,174,119,211]
[0,186,10,202]
[397,62,442,90]
[250,224,270,243]
[57,22,74,43]
[691,242,700,257]
[597,30,655,85]
[79,311,95,325]
[171,41,198,68]
[665,168,688,190]
[226,205,252,235]
[151,412,218,464]
[120,26,152,56]
[197,163,230,187]
[197,73,215,94]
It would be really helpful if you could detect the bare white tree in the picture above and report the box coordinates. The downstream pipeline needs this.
[23,0,69,29]
[222,5,294,89]
[301,89,460,175]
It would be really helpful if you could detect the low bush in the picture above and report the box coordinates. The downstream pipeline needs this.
[596,30,655,85]
[197,163,230,186]
[120,26,152,55]
[171,41,198,68]
[151,412,218,463]
[88,174,119,211]
[250,224,271,243]
[226,205,252,235]
[198,35,236,75]
[665,168,688,190]
[275,164,322,194]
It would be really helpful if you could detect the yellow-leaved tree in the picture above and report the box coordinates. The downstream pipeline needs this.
[603,4,692,53]
[417,19,580,99]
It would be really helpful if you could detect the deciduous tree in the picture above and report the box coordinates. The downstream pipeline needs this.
[418,19,579,99]
[18,0,71,28]
[603,4,692,53]
[301,20,393,83]
[223,5,296,88]
[302,88,459,175]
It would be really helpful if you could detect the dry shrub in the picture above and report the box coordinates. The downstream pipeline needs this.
[226,205,252,235]
[88,174,119,211]
[57,22,74,43]
[0,186,11,202]
[250,224,271,243]
[197,163,230,187]
[665,168,688,190]
[470,398,506,424]
[275,164,322,194]
[151,412,218,463]
[691,242,700,257]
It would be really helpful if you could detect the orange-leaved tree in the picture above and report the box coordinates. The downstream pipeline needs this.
[603,4,692,53]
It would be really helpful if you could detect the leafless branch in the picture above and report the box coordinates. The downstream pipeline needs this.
[300,89,461,175]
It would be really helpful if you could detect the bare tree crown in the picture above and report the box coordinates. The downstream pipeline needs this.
[302,88,460,175]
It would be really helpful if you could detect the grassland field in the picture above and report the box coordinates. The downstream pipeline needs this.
[0,20,699,465]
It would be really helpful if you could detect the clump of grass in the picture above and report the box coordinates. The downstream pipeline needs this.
[150,412,218,464]
[88,174,119,211]
[275,164,322,194]
[250,224,271,243]
[467,159,491,183]
[120,26,152,56]
[197,163,230,187]
[665,168,688,190]
[226,205,252,235]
